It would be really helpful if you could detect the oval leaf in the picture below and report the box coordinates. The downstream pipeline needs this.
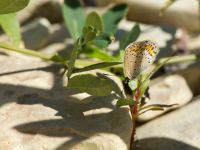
[82,26,97,42]
[103,4,128,34]
[117,98,135,107]
[120,24,141,50]
[85,11,104,34]
[0,13,21,46]
[62,0,85,41]
[0,0,29,14]
[81,46,115,61]
[128,79,138,91]
[67,74,114,96]
[93,33,113,48]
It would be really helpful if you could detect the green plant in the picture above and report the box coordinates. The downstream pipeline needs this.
[0,0,29,46]
[0,0,200,149]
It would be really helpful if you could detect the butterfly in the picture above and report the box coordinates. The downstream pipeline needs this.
[124,40,160,80]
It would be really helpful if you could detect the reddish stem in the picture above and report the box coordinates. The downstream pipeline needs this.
[130,88,140,150]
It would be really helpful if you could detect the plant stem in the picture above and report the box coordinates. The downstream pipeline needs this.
[0,42,51,60]
[157,54,200,65]
[130,88,140,150]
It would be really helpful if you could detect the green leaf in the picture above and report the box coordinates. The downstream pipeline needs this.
[149,57,172,79]
[114,50,125,61]
[85,11,103,34]
[50,54,66,65]
[136,57,171,94]
[73,61,122,73]
[128,79,138,91]
[138,103,178,116]
[93,33,114,48]
[82,26,97,43]
[93,39,109,48]
[0,0,29,14]
[157,55,200,65]
[67,39,81,78]
[0,42,67,65]
[81,46,116,61]
[67,74,114,96]
[138,107,164,116]
[120,24,140,49]
[62,0,85,41]
[103,4,128,35]
[0,13,21,46]
[116,98,134,107]
[137,73,151,96]
[140,104,178,111]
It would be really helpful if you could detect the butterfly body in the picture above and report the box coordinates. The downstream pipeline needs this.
[124,40,159,79]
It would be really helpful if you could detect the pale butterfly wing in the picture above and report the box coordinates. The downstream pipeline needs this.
[124,40,159,79]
